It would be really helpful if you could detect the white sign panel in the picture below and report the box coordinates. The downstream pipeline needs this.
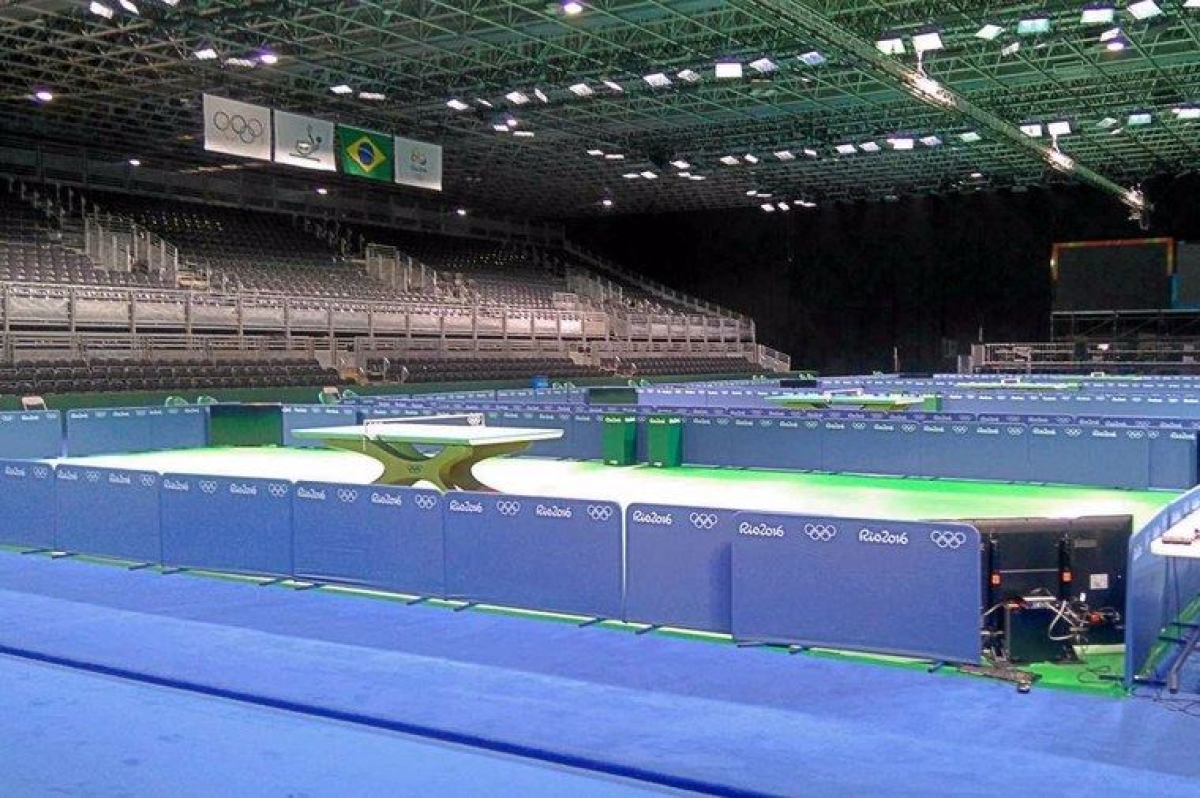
[273,110,337,171]
[393,136,443,191]
[202,94,271,161]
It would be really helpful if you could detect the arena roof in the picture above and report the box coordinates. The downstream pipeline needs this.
[0,1,1197,218]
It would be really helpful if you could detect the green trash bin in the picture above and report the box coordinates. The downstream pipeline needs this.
[602,414,638,466]
[646,415,683,468]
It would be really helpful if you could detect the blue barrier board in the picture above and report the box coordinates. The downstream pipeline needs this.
[0,459,55,548]
[443,493,623,619]
[731,512,982,664]
[160,474,293,576]
[0,411,62,459]
[624,503,740,632]
[292,482,445,596]
[55,466,161,562]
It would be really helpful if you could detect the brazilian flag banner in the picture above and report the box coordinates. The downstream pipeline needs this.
[337,124,394,181]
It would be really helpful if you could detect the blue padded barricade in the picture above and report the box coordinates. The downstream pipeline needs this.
[769,418,823,471]
[283,405,359,447]
[571,411,604,460]
[682,415,733,466]
[153,406,209,450]
[624,503,740,633]
[1026,426,1150,489]
[443,493,622,619]
[821,420,920,476]
[1147,429,1198,490]
[160,474,293,576]
[55,466,161,563]
[65,407,203,456]
[292,482,445,596]
[731,512,982,664]
[0,460,56,548]
[0,411,62,459]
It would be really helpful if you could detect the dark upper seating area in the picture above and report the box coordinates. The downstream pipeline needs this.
[616,356,767,376]
[0,358,346,396]
[367,356,602,384]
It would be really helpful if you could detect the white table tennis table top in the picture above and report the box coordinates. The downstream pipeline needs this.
[292,423,564,447]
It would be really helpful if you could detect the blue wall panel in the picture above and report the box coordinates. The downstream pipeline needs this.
[624,503,739,632]
[55,466,160,562]
[0,459,55,548]
[292,482,444,596]
[0,411,62,459]
[282,405,359,447]
[443,493,622,618]
[160,474,293,576]
[1147,430,1198,490]
[731,512,982,664]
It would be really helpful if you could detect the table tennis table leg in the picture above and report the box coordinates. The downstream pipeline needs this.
[321,438,447,489]
[441,441,532,492]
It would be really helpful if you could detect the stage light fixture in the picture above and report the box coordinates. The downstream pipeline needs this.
[358,91,386,101]
[912,29,944,53]
[602,80,623,92]
[1081,5,1116,24]
[640,171,658,179]
[643,73,671,87]
[743,153,759,164]
[193,47,217,60]
[316,187,328,196]
[1173,106,1200,119]
[749,57,778,73]
[118,0,138,14]
[622,172,640,179]
[677,69,701,82]
[561,1,584,15]
[89,2,114,18]
[474,98,493,108]
[1001,41,1021,55]
[329,84,353,95]
[601,198,614,208]
[456,208,468,216]
[1020,122,1044,137]
[1017,16,1051,34]
[887,137,914,150]
[715,61,743,79]
[33,89,54,103]
[876,33,905,54]
[774,150,795,161]
[760,203,776,212]
[719,155,740,165]
[568,83,593,97]
[803,148,819,158]
[670,159,691,169]
[505,91,530,104]
[1127,1,1162,20]
[446,99,469,111]
[604,153,625,160]
[1096,116,1119,127]
[586,149,604,156]
[1128,110,1152,125]
[975,24,1003,40]
[860,141,881,152]
[798,51,826,66]
[777,202,791,211]
[920,135,943,146]
[513,130,535,138]
[128,158,140,166]
[958,131,982,143]
[1047,120,1072,136]
[835,143,856,155]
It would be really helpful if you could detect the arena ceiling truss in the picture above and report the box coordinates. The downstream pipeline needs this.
[0,0,1196,218]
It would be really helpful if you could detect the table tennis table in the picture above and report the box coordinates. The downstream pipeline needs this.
[766,392,938,412]
[292,417,563,491]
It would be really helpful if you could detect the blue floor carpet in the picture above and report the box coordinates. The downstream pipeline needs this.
[1,552,1198,796]
[0,655,672,797]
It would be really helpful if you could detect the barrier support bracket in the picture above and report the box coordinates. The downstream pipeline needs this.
[453,602,478,613]
[635,624,661,636]
[578,617,606,628]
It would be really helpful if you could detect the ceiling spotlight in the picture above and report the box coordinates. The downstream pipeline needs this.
[505,91,530,104]
[715,61,743,79]
[677,69,701,82]
[745,189,759,197]
[1128,110,1152,125]
[774,150,795,161]
[760,203,776,212]
[1127,1,1162,20]
[1017,16,1051,35]
[743,153,759,164]
[876,33,905,54]
[534,88,549,103]
[1020,123,1043,137]
[601,198,614,208]
[912,28,944,53]
[604,153,625,160]
[1106,39,1128,51]
[749,57,778,73]
[1047,120,1072,136]
[447,99,470,111]
[1046,149,1075,172]
[561,1,584,15]
[643,73,671,87]
[1096,116,1119,127]
[88,1,114,18]
[689,175,706,181]
[887,137,914,150]
[258,51,279,65]
[719,155,740,165]
[503,115,519,128]
[474,98,494,108]
[1001,41,1021,55]
[193,47,217,60]
[1173,106,1200,120]
[798,51,826,66]
[224,57,257,68]
[568,83,593,97]
[640,170,658,179]
[127,158,140,166]
[622,172,640,179]
[835,143,857,155]
[958,131,982,143]
[586,148,604,156]
[803,148,819,158]
[1081,5,1116,24]
[513,130,535,138]
[491,124,510,132]
[358,91,386,101]
[316,187,329,196]
[456,208,468,216]
[33,89,53,102]
[602,79,623,92]
[920,135,943,146]
[1100,26,1124,41]
[859,141,881,152]
[975,24,1003,40]
[118,0,138,14]
[777,202,791,211]
[329,84,353,95]
[677,172,692,178]
[670,159,691,169]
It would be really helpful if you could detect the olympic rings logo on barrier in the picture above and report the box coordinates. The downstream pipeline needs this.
[803,523,838,542]
[268,484,289,499]
[901,424,917,433]
[467,413,484,426]
[929,530,968,550]
[1128,430,1145,439]
[336,488,358,503]
[496,500,521,516]
[211,111,264,144]
[139,474,156,487]
[413,494,438,511]
[199,480,218,495]
[690,512,718,530]
[1006,427,1023,435]
[1065,428,1082,437]
[586,505,613,522]
[85,471,100,483]
[952,425,968,434]
[852,422,866,430]
[32,466,50,480]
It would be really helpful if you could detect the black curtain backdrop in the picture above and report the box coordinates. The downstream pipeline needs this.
[567,174,1200,374]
